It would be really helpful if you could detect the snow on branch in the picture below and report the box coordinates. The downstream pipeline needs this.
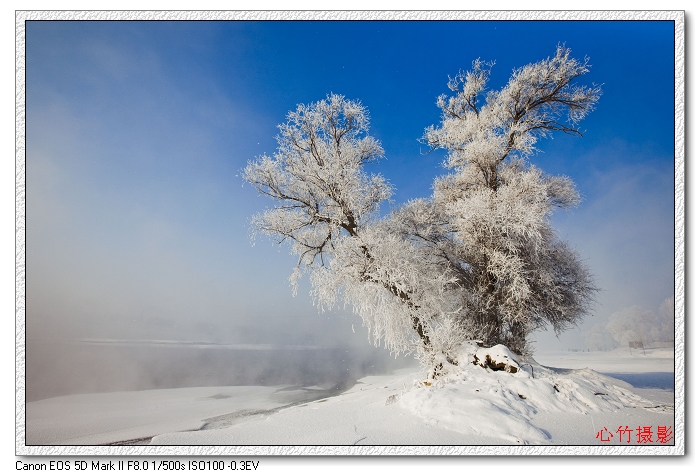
[245,47,600,369]
[424,45,602,174]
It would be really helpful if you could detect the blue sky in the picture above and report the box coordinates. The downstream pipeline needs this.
[25,20,676,353]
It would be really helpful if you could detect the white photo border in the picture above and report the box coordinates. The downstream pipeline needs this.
[15,9,685,456]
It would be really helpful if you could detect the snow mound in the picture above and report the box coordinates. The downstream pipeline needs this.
[474,344,520,373]
[398,342,670,444]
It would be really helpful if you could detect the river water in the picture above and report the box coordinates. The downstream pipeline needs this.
[25,339,413,402]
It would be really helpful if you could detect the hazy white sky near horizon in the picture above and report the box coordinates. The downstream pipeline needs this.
[25,20,675,356]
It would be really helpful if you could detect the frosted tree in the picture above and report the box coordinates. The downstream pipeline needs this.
[603,299,673,347]
[584,323,616,351]
[243,94,459,362]
[243,93,388,271]
[245,47,601,367]
[655,297,674,343]
[606,306,657,346]
[413,45,601,354]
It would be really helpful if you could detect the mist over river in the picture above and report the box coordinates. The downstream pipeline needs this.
[25,339,414,402]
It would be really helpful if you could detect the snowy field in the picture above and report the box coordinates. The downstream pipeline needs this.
[24,346,677,450]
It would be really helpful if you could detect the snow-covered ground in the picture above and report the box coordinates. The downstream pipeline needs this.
[23,347,678,452]
[533,347,674,374]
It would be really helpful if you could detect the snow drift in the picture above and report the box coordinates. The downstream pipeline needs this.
[396,343,672,444]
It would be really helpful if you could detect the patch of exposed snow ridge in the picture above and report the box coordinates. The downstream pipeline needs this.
[398,342,670,445]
